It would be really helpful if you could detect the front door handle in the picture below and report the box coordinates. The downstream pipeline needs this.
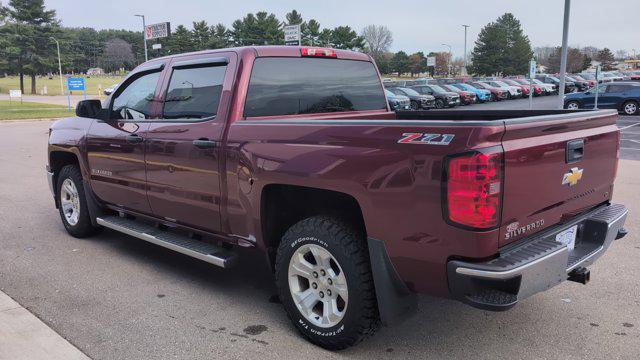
[193,139,217,149]
[125,134,144,144]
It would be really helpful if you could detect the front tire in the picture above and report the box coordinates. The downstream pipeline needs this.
[565,100,581,110]
[275,216,380,350]
[56,165,101,238]
[622,100,639,115]
[410,101,419,110]
[434,99,444,109]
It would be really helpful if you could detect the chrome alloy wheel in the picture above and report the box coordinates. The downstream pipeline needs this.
[624,102,637,115]
[566,101,580,110]
[60,178,80,226]
[288,244,348,328]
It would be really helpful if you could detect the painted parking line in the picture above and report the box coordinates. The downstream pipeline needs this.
[620,122,640,130]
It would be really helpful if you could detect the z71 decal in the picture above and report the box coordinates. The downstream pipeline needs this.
[398,133,455,145]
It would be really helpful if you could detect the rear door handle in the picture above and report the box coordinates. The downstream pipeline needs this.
[193,139,217,149]
[125,134,144,144]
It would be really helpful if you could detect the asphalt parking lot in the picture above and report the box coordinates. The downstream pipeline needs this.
[456,95,640,160]
[0,105,638,359]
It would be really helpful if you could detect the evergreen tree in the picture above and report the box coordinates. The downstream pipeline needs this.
[209,23,230,49]
[317,28,333,47]
[166,25,194,54]
[330,26,364,50]
[302,19,321,46]
[470,13,533,76]
[285,10,303,25]
[596,48,615,71]
[2,0,60,93]
[192,20,211,50]
[391,51,410,76]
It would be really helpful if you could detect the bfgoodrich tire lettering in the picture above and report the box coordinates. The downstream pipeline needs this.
[275,216,380,350]
[56,165,101,238]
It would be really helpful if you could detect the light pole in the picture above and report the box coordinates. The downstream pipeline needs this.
[50,37,63,95]
[442,43,452,77]
[135,14,148,62]
[462,25,470,76]
[558,0,571,109]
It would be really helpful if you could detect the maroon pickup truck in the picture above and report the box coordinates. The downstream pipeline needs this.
[47,46,628,350]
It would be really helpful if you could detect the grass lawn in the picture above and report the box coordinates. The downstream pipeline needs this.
[0,75,123,96]
[0,100,73,120]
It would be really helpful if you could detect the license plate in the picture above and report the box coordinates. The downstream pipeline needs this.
[556,225,578,250]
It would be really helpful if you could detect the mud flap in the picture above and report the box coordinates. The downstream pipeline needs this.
[367,237,418,326]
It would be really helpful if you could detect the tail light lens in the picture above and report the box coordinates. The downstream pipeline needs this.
[444,149,503,229]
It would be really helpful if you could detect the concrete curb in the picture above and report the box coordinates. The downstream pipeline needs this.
[0,291,90,360]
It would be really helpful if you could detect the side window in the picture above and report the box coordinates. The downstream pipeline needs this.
[112,71,161,120]
[163,65,227,120]
[607,85,629,93]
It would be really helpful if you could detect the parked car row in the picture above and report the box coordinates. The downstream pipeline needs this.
[383,76,558,110]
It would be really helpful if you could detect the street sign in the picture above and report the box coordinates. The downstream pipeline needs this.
[529,59,536,110]
[9,89,22,104]
[529,59,537,78]
[67,77,86,91]
[67,77,87,112]
[284,24,301,46]
[595,65,601,82]
[427,57,436,67]
[145,22,171,40]
[152,43,162,50]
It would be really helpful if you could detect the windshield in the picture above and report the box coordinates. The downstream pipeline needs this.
[494,81,510,87]
[429,85,448,93]
[487,82,502,88]
[385,89,396,97]
[572,75,586,81]
[548,76,560,82]
[532,79,544,85]
[399,88,420,96]
[580,73,595,80]
[514,79,528,85]
[443,85,458,92]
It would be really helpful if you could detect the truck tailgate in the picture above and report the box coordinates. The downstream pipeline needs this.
[499,111,619,246]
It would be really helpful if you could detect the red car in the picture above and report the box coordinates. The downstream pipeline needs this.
[441,84,477,105]
[47,46,628,350]
[512,78,544,96]
[470,81,508,101]
[502,79,531,96]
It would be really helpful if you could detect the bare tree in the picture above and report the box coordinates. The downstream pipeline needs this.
[361,25,393,58]
[615,49,628,60]
[101,38,135,72]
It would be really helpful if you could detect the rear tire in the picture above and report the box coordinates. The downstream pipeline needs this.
[275,216,380,350]
[622,100,639,115]
[56,165,102,238]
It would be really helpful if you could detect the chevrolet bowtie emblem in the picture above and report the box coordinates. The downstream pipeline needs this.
[562,167,583,187]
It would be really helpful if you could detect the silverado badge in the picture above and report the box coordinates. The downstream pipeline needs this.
[562,167,583,187]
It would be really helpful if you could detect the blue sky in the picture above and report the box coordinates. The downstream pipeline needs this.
[47,0,640,57]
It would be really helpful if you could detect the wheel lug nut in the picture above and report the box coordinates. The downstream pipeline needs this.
[319,291,324,298]
[327,290,332,296]
[320,270,326,276]
[312,282,317,289]
[327,278,332,285]
[313,271,318,278]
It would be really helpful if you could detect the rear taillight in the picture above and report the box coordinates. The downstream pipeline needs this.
[444,149,503,229]
[614,130,620,179]
[301,48,337,58]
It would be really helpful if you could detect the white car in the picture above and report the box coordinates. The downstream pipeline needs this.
[532,79,556,95]
[104,83,120,96]
[480,81,522,99]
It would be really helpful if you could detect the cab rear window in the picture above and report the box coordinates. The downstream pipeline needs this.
[244,57,386,117]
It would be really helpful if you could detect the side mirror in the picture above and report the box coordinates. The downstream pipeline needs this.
[76,100,103,119]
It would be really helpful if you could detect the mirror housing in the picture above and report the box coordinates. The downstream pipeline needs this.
[76,100,103,119]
